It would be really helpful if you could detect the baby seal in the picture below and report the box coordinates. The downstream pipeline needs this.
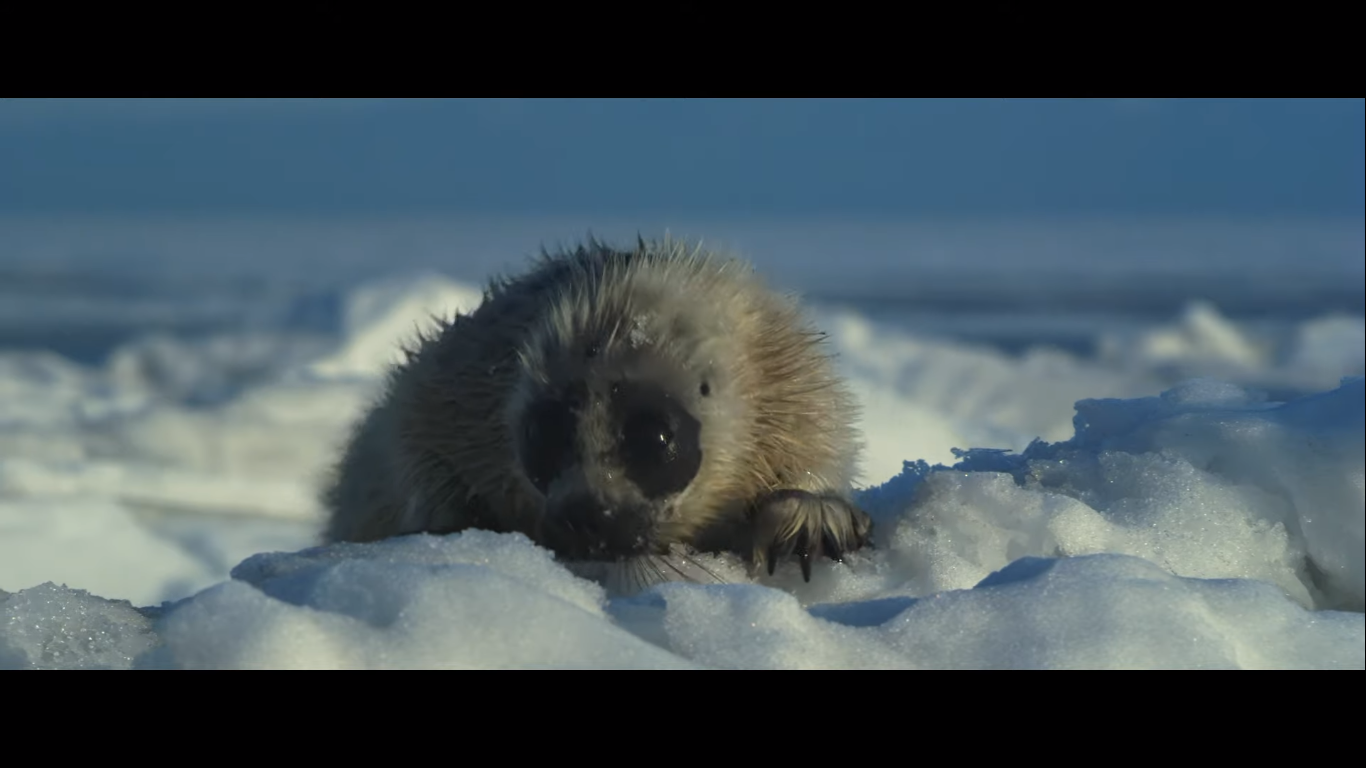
[321,236,872,591]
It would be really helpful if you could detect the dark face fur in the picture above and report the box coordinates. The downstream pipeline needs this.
[514,355,705,562]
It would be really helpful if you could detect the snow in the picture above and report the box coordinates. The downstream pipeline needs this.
[858,377,1365,613]
[303,273,484,379]
[0,217,1362,669]
[0,582,157,670]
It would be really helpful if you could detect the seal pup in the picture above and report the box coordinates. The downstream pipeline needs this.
[321,236,872,591]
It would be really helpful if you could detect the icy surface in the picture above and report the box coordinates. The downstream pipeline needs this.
[859,377,1365,613]
[2,367,1360,668]
[0,219,1361,669]
[1,583,156,670]
[141,531,694,670]
[10,538,1359,670]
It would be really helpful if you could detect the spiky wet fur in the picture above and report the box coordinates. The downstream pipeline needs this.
[321,235,866,589]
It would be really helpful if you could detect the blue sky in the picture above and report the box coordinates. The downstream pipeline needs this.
[0,98,1361,218]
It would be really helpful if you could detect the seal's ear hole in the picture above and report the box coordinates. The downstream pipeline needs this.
[699,382,711,397]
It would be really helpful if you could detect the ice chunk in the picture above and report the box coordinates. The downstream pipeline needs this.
[1,582,157,670]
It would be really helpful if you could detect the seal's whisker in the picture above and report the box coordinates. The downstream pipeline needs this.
[626,558,647,594]
[683,553,728,585]
[644,556,671,588]
[658,554,694,582]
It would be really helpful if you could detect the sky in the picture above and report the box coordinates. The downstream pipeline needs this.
[0,98,1361,218]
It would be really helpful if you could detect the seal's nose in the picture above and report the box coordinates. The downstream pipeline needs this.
[550,493,651,560]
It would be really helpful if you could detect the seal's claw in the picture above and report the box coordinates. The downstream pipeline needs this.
[751,490,872,582]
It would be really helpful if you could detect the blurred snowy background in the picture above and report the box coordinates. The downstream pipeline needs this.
[0,98,1361,669]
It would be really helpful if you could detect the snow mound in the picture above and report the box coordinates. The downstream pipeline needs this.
[142,531,693,670]
[5,541,1358,670]
[1097,301,1365,395]
[1,583,156,670]
[1104,300,1268,370]
[820,309,1162,475]
[861,376,1365,612]
[305,274,484,380]
[626,553,1361,670]
[1287,314,1365,378]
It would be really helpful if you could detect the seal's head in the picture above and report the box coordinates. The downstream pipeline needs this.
[513,362,703,561]
[505,244,750,562]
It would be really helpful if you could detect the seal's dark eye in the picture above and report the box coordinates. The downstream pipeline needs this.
[520,398,577,494]
[615,384,702,499]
